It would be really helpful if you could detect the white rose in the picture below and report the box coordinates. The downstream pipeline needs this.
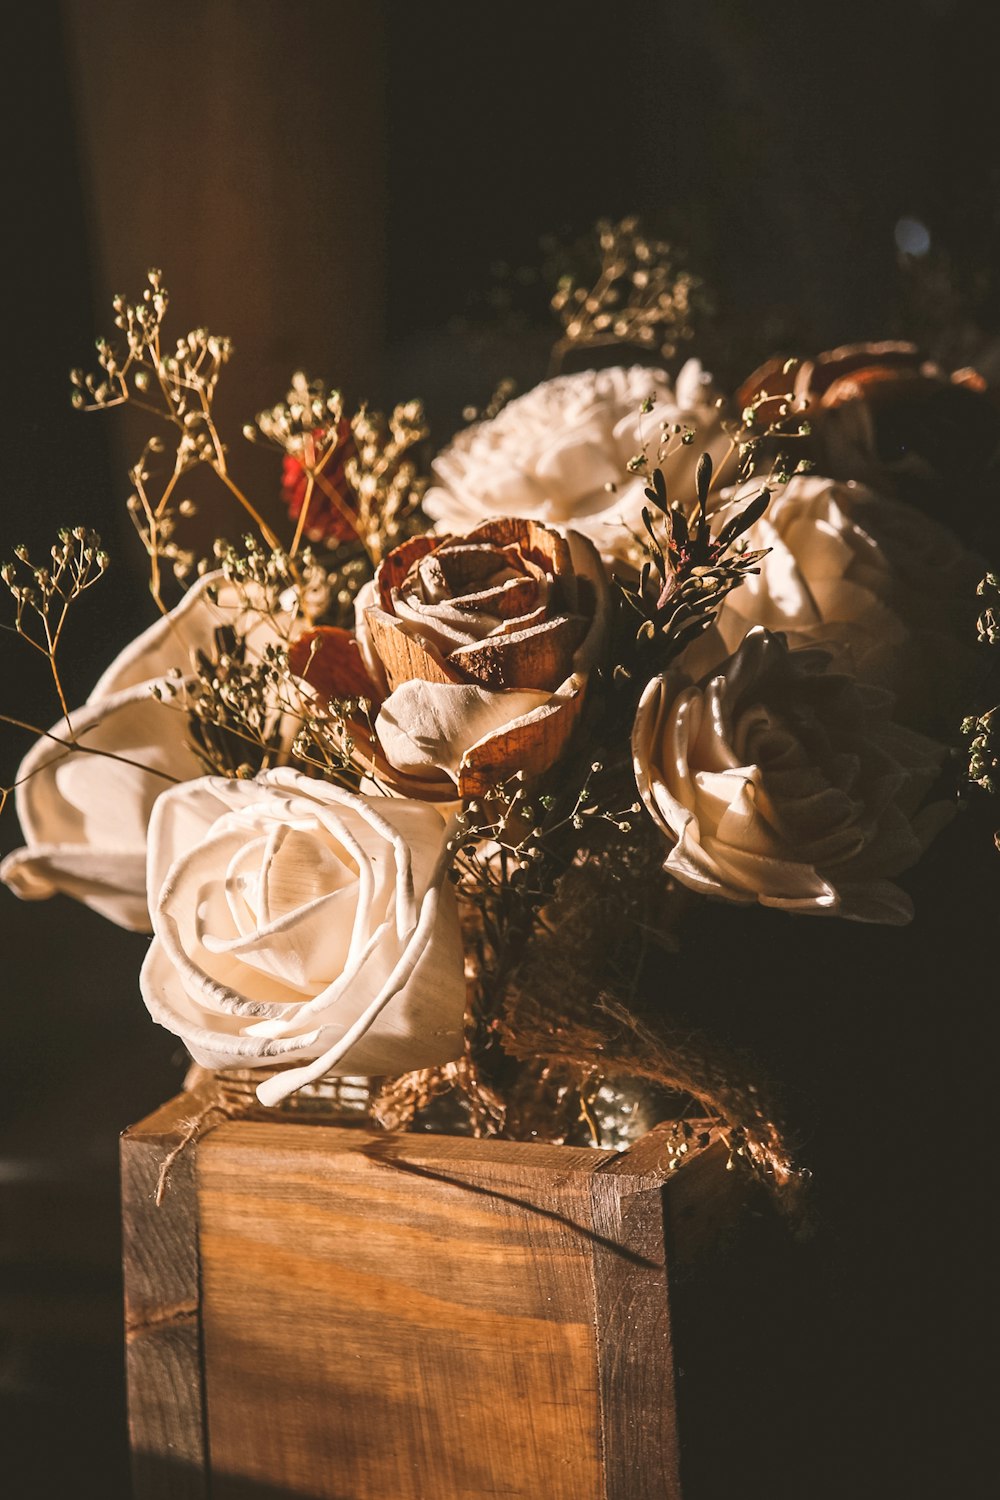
[685,475,981,730]
[1,572,289,930]
[423,362,731,568]
[139,768,466,1103]
[632,628,951,924]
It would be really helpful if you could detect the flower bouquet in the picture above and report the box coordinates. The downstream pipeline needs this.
[2,223,997,1194]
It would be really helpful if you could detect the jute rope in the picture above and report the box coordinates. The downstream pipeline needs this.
[154,1066,378,1204]
[154,1067,267,1205]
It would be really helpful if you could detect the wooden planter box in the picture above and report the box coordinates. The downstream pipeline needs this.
[122,1089,754,1499]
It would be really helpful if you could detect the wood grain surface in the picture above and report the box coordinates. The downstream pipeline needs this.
[590,1124,690,1500]
[198,1126,617,1499]
[123,1103,739,1498]
[121,1090,211,1499]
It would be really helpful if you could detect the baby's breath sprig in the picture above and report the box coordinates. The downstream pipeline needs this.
[155,636,290,780]
[210,531,344,633]
[246,373,352,558]
[346,401,430,564]
[975,570,1000,648]
[1,528,109,723]
[72,270,282,611]
[461,377,518,426]
[961,572,1000,814]
[550,216,702,372]
[289,697,369,790]
[616,453,771,668]
[125,437,198,596]
[963,707,1000,796]
[729,357,816,488]
[156,633,364,794]
[0,528,182,821]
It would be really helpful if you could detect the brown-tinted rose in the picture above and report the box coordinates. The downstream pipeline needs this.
[357,517,608,797]
[738,342,1000,537]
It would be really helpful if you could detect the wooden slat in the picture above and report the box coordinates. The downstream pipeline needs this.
[589,1124,688,1500]
[121,1091,209,1500]
[197,1123,617,1500]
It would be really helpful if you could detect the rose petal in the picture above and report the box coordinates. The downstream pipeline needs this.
[288,627,383,705]
[375,679,551,782]
[91,571,291,700]
[1,680,204,931]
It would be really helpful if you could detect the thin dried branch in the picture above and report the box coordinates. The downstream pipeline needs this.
[1,528,109,723]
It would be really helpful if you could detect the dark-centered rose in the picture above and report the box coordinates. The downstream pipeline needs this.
[633,628,952,925]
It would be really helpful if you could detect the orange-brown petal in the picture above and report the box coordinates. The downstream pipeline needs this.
[376,533,440,612]
[364,606,466,690]
[457,673,588,798]
[287,627,383,705]
[449,614,582,691]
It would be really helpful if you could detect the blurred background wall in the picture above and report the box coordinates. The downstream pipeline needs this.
[0,1,996,1495]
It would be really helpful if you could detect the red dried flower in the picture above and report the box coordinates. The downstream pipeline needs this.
[280,418,359,546]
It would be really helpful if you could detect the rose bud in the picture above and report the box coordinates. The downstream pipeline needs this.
[356,517,609,798]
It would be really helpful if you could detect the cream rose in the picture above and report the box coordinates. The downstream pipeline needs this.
[0,572,290,930]
[423,362,732,567]
[685,475,982,730]
[139,768,466,1102]
[632,628,951,924]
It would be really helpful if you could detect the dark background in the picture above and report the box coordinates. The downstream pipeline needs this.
[1,2,996,1496]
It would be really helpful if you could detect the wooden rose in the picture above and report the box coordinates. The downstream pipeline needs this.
[357,517,609,798]
[140,769,466,1102]
[632,628,952,924]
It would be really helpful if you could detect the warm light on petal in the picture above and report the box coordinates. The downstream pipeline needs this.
[424,363,734,568]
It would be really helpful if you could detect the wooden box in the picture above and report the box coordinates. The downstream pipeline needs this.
[122,1090,754,1499]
